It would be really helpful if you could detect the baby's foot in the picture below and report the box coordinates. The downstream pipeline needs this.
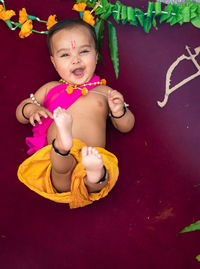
[81,147,104,184]
[53,107,73,153]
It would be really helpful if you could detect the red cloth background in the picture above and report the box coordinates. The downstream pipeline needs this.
[1,0,200,268]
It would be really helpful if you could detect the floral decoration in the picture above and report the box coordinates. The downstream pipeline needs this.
[1,0,200,78]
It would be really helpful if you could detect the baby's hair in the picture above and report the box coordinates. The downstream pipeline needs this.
[47,18,98,55]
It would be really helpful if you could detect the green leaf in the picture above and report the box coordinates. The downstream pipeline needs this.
[127,6,138,26]
[76,0,87,3]
[147,2,154,18]
[85,0,96,8]
[160,13,169,24]
[95,0,109,15]
[180,220,200,233]
[94,19,105,62]
[196,254,200,262]
[152,15,158,30]
[100,5,113,20]
[112,1,121,24]
[155,1,161,16]
[121,5,127,24]
[107,21,119,79]
[135,8,144,27]
[191,16,200,28]
[181,6,191,22]
[143,17,152,33]
[160,4,173,23]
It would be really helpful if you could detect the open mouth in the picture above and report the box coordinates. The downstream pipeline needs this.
[72,68,84,77]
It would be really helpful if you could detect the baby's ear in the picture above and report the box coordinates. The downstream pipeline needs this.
[50,56,56,69]
[96,52,98,64]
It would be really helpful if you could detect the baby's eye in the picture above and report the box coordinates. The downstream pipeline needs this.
[80,50,89,54]
[61,53,69,57]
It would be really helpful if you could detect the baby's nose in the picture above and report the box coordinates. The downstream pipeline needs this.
[72,55,80,64]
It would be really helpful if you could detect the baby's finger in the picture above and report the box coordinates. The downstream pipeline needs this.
[46,110,53,119]
[111,91,123,99]
[39,110,48,119]
[113,98,122,104]
[34,113,42,124]
[29,116,36,126]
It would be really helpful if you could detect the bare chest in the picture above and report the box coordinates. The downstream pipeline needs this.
[67,90,108,117]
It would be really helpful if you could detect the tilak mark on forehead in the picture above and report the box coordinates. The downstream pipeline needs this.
[71,40,76,50]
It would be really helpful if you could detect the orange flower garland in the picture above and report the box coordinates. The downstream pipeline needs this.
[0,4,15,21]
[19,8,28,24]
[83,10,95,27]
[72,2,87,12]
[47,15,57,30]
[81,87,88,96]
[61,79,106,96]
[66,85,74,94]
[19,19,33,38]
[101,79,106,85]
[72,2,95,27]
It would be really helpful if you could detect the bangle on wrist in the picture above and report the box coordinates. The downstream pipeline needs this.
[109,102,129,119]
[22,102,33,120]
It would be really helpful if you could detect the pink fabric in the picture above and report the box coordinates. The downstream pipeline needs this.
[25,75,101,154]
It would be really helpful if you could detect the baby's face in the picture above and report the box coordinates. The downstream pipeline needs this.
[50,26,98,85]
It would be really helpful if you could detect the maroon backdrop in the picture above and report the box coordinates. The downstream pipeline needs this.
[1,0,200,268]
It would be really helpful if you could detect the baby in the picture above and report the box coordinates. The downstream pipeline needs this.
[16,18,135,208]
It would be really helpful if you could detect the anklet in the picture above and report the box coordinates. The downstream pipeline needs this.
[52,139,70,157]
[109,102,129,119]
[97,166,108,184]
[22,102,32,120]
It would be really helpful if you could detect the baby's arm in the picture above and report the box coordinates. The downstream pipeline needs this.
[107,88,135,133]
[16,81,58,126]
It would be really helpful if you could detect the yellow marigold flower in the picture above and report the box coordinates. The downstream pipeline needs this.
[19,19,33,39]
[0,8,16,21]
[83,10,95,27]
[81,87,88,96]
[66,85,74,94]
[72,2,87,12]
[19,8,28,24]
[47,15,57,30]
[0,5,4,13]
[101,79,106,85]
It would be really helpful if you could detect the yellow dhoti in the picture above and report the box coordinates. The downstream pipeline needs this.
[17,139,119,209]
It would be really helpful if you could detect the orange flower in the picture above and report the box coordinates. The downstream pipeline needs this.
[19,8,28,24]
[83,10,95,27]
[0,5,4,13]
[81,87,88,96]
[67,85,74,94]
[0,5,15,21]
[101,79,106,85]
[72,2,87,12]
[47,15,57,30]
[19,19,33,38]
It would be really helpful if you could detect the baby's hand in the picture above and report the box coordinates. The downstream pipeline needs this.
[107,89,124,116]
[28,105,53,126]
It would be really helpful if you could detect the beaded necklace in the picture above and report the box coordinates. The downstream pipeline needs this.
[59,78,106,96]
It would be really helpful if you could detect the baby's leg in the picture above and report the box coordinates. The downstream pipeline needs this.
[50,107,77,192]
[82,147,108,193]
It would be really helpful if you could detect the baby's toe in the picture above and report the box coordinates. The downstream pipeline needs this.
[81,147,88,157]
